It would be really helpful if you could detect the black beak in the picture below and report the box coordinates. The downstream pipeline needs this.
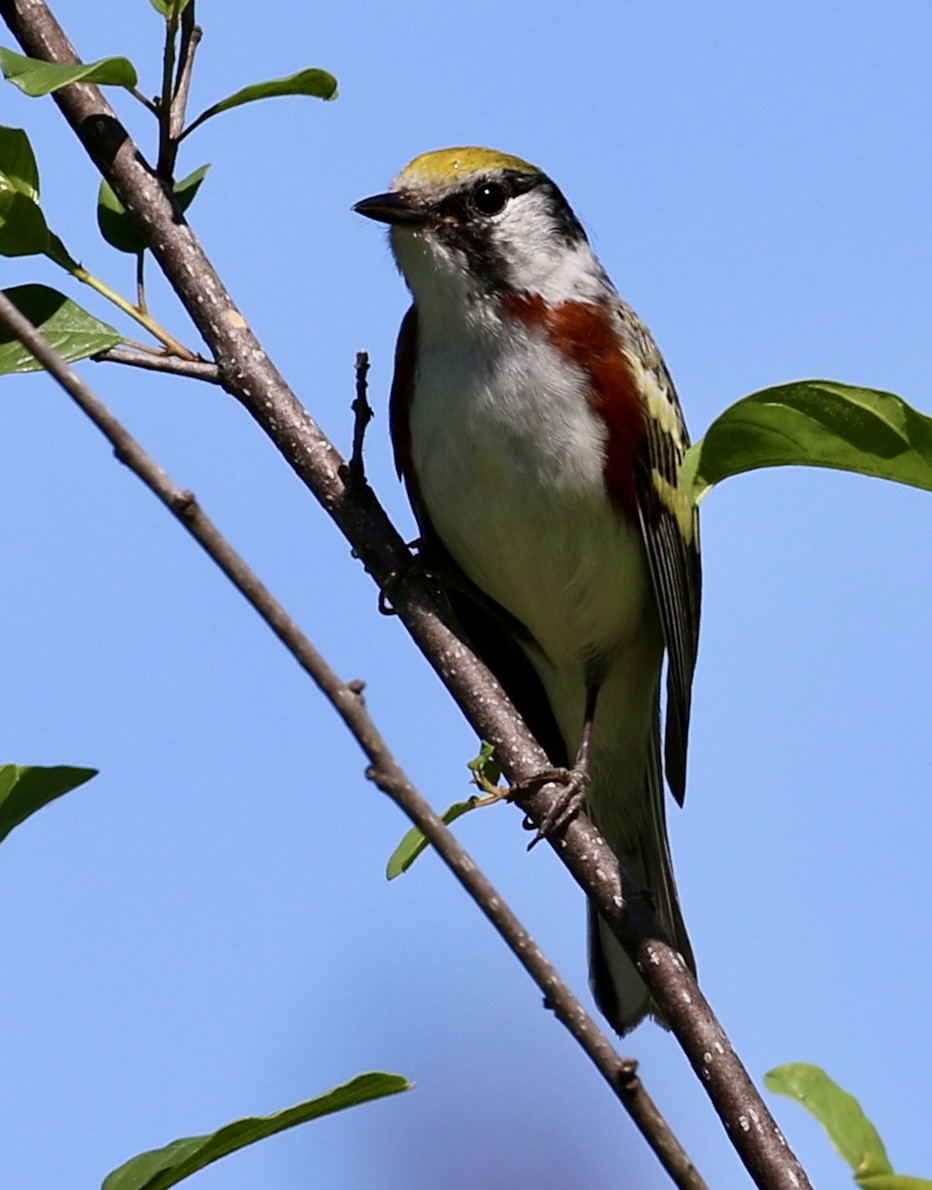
[353,191,430,227]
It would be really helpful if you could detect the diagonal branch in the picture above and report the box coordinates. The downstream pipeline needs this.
[0,4,810,1187]
[0,287,708,1190]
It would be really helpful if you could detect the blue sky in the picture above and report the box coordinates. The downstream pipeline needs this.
[2,2,931,1187]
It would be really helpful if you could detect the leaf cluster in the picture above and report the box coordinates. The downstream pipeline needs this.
[0,23,336,369]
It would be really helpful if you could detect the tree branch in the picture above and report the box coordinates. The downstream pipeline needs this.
[0,287,708,1190]
[93,345,221,382]
[0,3,811,1186]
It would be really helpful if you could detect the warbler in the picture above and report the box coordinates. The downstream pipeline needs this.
[355,147,701,1034]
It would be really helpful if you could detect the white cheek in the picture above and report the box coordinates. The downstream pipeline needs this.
[496,192,609,304]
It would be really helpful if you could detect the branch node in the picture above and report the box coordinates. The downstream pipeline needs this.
[173,489,198,520]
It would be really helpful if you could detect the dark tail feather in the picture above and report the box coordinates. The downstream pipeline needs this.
[588,708,695,1035]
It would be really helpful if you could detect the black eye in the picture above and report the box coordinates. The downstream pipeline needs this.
[472,181,509,216]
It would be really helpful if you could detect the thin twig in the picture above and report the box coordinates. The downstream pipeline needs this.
[135,250,147,313]
[170,7,200,141]
[127,85,159,116]
[93,346,220,382]
[347,349,373,489]
[0,5,811,1186]
[0,288,708,1190]
[155,0,178,178]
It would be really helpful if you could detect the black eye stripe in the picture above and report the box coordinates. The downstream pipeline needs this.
[433,172,585,247]
[434,170,535,222]
[428,172,589,296]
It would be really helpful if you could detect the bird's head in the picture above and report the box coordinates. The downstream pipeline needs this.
[354,147,611,312]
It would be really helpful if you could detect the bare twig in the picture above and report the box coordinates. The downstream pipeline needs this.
[134,250,147,313]
[0,287,708,1190]
[347,349,373,488]
[170,6,200,140]
[0,4,811,1186]
[93,346,221,382]
[155,0,178,178]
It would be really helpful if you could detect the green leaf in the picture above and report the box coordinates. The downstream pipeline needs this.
[102,1073,411,1190]
[0,284,121,373]
[765,1063,892,1179]
[0,125,47,255]
[683,381,932,503]
[173,163,211,212]
[0,48,138,97]
[148,0,193,14]
[97,164,210,254]
[96,179,142,254]
[44,231,79,271]
[0,126,40,199]
[386,800,475,879]
[0,765,96,845]
[184,67,338,137]
[858,1178,932,1189]
[466,740,502,786]
[0,183,48,255]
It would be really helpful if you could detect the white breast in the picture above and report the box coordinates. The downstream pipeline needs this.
[409,305,660,766]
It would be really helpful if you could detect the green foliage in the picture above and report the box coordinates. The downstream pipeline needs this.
[97,164,210,254]
[0,285,121,372]
[683,381,932,503]
[182,67,338,139]
[0,124,49,256]
[467,739,502,786]
[102,1073,411,1190]
[0,764,97,844]
[0,47,137,96]
[386,742,503,878]
[0,15,337,367]
[0,184,47,255]
[0,125,39,197]
[766,1063,932,1189]
[148,0,193,15]
[386,799,476,878]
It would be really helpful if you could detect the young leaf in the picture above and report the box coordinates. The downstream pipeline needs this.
[0,284,121,373]
[683,381,932,503]
[386,800,476,879]
[97,165,211,255]
[0,125,40,199]
[0,47,137,97]
[765,1063,892,1178]
[0,765,97,845]
[102,1073,411,1190]
[148,0,193,15]
[183,68,338,138]
[173,163,211,212]
[466,740,502,787]
[96,179,144,255]
[856,1179,932,1189]
[0,183,49,255]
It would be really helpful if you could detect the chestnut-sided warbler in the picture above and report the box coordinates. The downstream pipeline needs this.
[355,147,701,1034]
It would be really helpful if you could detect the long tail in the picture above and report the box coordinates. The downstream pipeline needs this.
[588,705,695,1035]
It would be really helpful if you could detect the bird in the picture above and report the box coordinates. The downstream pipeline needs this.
[354,147,701,1034]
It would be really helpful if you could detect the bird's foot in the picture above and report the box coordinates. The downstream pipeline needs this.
[377,539,442,616]
[511,765,591,849]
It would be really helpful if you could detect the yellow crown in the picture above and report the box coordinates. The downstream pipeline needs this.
[398,146,539,184]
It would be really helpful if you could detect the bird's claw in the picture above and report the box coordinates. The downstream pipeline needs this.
[511,766,590,849]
